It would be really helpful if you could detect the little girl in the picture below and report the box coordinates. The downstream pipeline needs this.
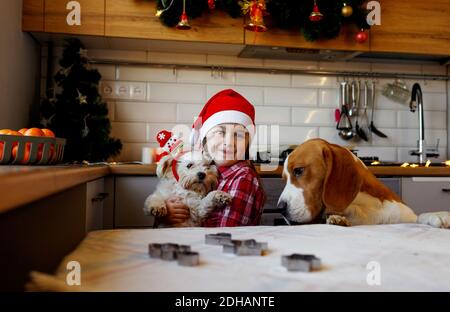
[162,89,265,227]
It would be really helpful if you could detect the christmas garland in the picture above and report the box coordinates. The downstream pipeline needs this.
[152,0,370,42]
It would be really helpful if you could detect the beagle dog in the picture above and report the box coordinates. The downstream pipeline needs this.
[278,138,450,228]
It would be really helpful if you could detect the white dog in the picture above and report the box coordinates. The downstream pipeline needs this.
[144,151,232,227]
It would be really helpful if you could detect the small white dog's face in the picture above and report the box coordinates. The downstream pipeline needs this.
[157,151,219,197]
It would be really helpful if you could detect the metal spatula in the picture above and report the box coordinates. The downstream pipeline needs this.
[369,81,388,138]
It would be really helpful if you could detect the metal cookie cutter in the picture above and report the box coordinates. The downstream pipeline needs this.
[148,243,162,258]
[160,243,181,261]
[205,233,232,245]
[223,239,269,256]
[177,251,200,267]
[281,254,321,272]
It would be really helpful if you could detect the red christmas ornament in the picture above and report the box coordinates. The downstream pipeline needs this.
[208,0,215,10]
[355,29,368,43]
[309,0,323,22]
[244,0,267,32]
[176,0,191,30]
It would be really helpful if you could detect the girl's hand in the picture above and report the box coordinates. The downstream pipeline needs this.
[163,197,190,224]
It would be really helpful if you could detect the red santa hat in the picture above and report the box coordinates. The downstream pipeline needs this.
[190,89,255,146]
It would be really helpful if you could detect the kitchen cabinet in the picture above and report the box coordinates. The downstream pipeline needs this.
[23,0,44,32]
[245,20,370,52]
[85,178,106,232]
[114,176,156,227]
[370,0,450,55]
[105,0,244,44]
[402,177,450,215]
[44,0,105,36]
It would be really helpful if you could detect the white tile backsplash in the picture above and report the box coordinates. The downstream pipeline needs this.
[116,102,177,123]
[264,87,318,107]
[292,108,335,126]
[148,83,206,103]
[279,127,319,145]
[397,110,446,129]
[177,104,203,123]
[119,66,176,82]
[255,106,291,125]
[111,122,147,143]
[177,68,235,85]
[318,88,339,108]
[41,49,448,161]
[236,72,291,87]
[292,75,336,88]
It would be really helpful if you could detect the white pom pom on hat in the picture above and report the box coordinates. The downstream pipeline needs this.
[190,89,256,147]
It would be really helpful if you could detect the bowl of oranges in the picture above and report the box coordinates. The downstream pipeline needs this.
[0,128,66,165]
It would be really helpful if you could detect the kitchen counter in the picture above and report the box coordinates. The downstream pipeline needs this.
[1,163,450,214]
[0,164,109,214]
[110,163,450,177]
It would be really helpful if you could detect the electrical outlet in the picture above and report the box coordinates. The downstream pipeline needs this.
[129,83,146,101]
[99,81,146,100]
[100,81,115,99]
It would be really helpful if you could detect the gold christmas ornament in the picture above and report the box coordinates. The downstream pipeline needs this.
[341,3,353,17]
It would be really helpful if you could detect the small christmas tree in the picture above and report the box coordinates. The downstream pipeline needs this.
[40,39,122,162]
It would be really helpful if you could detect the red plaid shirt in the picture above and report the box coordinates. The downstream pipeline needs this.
[203,161,265,227]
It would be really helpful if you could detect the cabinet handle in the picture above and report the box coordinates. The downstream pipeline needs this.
[442,189,450,193]
[92,192,108,202]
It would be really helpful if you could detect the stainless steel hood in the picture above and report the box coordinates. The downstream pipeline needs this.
[239,45,450,65]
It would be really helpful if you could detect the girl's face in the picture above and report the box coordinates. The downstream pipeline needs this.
[204,123,249,166]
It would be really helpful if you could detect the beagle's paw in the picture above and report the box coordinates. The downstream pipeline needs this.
[417,212,450,229]
[326,215,351,227]
[211,190,232,207]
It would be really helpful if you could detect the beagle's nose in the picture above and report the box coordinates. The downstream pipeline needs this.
[277,200,288,214]
[197,172,206,180]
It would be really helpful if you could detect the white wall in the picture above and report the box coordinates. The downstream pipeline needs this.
[42,48,448,163]
[0,0,40,130]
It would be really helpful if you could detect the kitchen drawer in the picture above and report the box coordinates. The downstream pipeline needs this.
[378,178,401,198]
[115,176,156,227]
[402,177,450,214]
[260,178,285,225]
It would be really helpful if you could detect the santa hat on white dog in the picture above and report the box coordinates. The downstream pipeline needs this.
[190,89,255,147]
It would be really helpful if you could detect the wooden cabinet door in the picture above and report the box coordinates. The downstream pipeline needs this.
[85,178,105,232]
[115,176,156,227]
[44,0,105,36]
[245,18,370,52]
[105,0,244,44]
[23,0,44,32]
[402,177,450,214]
[370,0,450,55]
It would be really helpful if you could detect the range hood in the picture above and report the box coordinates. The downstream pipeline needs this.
[239,45,450,65]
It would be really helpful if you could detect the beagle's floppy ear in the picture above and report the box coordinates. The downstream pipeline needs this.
[322,143,363,214]
[156,154,174,178]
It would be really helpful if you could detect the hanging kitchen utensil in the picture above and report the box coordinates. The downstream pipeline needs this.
[348,80,358,117]
[354,80,368,141]
[357,81,370,141]
[381,79,410,104]
[337,81,354,140]
[369,80,388,138]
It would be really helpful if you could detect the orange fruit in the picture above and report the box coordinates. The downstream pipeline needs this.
[41,128,55,138]
[8,130,22,136]
[24,128,44,137]
[18,128,28,135]
[12,145,31,164]
[0,129,12,135]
